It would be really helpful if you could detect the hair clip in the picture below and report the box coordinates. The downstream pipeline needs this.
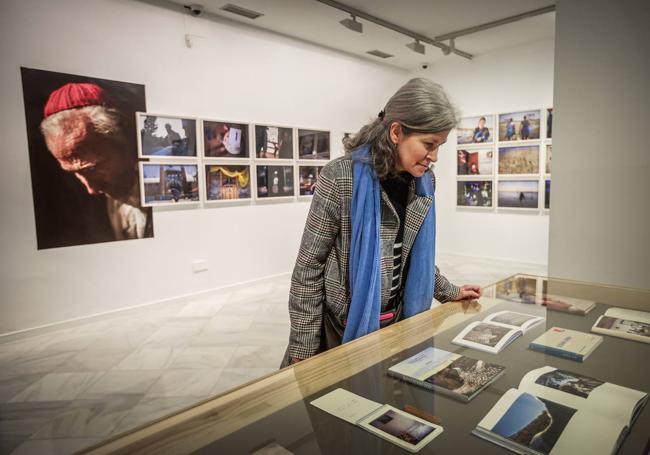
[378,109,385,119]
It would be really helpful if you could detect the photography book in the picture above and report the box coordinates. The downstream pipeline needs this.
[310,388,443,453]
[591,307,650,344]
[537,294,596,316]
[529,327,603,362]
[387,347,505,402]
[452,311,545,354]
[473,366,648,455]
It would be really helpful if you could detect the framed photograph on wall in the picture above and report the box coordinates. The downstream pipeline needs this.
[457,148,493,175]
[497,180,539,209]
[205,165,251,201]
[545,180,551,209]
[140,163,200,206]
[546,107,553,139]
[456,115,495,145]
[299,165,324,196]
[254,125,293,159]
[498,110,541,141]
[256,165,294,198]
[203,120,249,158]
[298,129,330,160]
[545,144,552,175]
[498,145,540,175]
[457,180,493,207]
[137,113,197,158]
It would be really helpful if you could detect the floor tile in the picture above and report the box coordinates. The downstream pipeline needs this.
[0,401,69,437]
[77,371,162,399]
[145,369,223,399]
[227,346,287,369]
[0,373,44,402]
[54,349,131,373]
[168,347,236,369]
[210,368,278,396]
[113,348,175,370]
[109,396,198,437]
[0,351,75,381]
[10,372,102,403]
[11,437,102,455]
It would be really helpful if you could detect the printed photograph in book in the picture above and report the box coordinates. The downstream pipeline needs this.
[491,393,576,455]
[20,67,153,249]
[255,125,293,159]
[368,409,435,446]
[498,146,539,175]
[142,164,199,205]
[498,110,541,141]
[298,129,330,160]
[205,165,251,201]
[456,115,495,144]
[457,181,492,207]
[498,180,539,209]
[138,114,197,157]
[424,357,505,399]
[496,276,538,303]
[299,166,323,196]
[595,317,650,338]
[462,323,512,348]
[204,120,249,158]
[490,311,538,327]
[257,165,294,198]
[535,369,604,399]
[457,149,493,175]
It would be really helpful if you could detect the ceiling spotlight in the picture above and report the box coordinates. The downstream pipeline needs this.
[442,38,455,56]
[406,39,425,55]
[340,15,363,33]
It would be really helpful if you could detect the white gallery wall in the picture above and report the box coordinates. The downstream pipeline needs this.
[0,0,407,334]
[411,38,555,265]
[549,0,650,289]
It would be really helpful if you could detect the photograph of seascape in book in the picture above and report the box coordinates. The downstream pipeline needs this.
[535,370,604,399]
[491,392,576,455]
[387,347,505,401]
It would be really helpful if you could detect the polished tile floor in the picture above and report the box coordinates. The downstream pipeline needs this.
[0,254,546,454]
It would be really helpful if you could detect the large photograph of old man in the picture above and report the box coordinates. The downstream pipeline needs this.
[21,67,153,249]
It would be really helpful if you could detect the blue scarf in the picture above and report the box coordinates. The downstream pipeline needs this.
[342,145,436,343]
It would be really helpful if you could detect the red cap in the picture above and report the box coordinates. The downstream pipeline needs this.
[43,82,112,118]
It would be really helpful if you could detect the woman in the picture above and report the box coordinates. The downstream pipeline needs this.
[282,78,481,367]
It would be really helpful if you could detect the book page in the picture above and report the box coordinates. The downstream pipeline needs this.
[358,404,443,453]
[477,389,626,455]
[452,321,521,354]
[604,307,650,323]
[388,347,457,381]
[592,314,650,343]
[310,388,382,425]
[519,366,648,427]
[484,311,544,333]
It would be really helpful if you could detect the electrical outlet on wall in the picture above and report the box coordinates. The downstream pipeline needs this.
[192,260,208,273]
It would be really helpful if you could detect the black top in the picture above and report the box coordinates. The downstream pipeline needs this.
[381,172,412,310]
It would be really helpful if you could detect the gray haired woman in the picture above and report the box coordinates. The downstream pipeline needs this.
[282,78,481,367]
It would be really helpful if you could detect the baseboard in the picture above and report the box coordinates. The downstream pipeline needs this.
[0,271,292,340]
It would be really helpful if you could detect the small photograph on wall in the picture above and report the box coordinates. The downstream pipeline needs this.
[457,181,493,207]
[20,67,153,249]
[255,125,293,159]
[298,129,330,160]
[545,145,552,174]
[498,146,539,175]
[457,149,493,175]
[205,165,251,201]
[204,120,249,158]
[498,110,541,141]
[498,180,539,209]
[257,165,294,198]
[299,166,323,196]
[138,113,197,157]
[545,180,551,209]
[456,115,495,145]
[142,164,199,206]
[546,107,553,138]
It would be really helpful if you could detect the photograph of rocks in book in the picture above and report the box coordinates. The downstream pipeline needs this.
[535,369,604,399]
[425,357,505,398]
[491,393,576,455]
[463,323,511,348]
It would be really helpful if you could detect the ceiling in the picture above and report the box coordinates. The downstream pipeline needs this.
[165,0,556,70]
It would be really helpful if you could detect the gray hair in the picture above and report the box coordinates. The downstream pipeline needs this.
[344,78,459,179]
[41,105,123,140]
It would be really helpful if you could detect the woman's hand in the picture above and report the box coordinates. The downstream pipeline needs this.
[454,284,482,301]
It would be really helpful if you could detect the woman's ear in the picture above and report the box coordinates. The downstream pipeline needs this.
[389,121,401,145]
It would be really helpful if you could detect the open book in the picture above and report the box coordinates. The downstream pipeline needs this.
[452,311,545,354]
[473,366,648,455]
[387,347,505,402]
[311,388,443,453]
[591,307,650,344]
[537,294,596,315]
